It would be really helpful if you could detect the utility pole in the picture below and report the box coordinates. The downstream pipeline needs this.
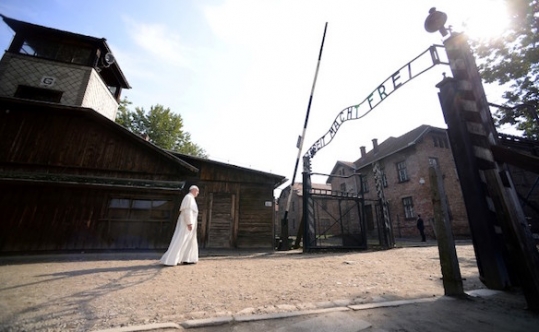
[279,22,328,251]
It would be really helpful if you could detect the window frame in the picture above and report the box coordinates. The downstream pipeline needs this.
[18,36,94,66]
[15,85,63,103]
[396,161,409,183]
[381,168,388,188]
[361,176,369,193]
[402,196,415,220]
[432,135,449,149]
[105,197,176,223]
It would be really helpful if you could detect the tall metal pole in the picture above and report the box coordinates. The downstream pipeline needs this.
[279,22,328,251]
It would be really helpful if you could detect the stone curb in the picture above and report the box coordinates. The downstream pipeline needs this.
[181,306,350,328]
[96,293,479,331]
[180,315,234,329]
[348,296,450,310]
[180,296,449,329]
[91,322,181,332]
[235,306,350,322]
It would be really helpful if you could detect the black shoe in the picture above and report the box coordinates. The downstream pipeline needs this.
[182,262,196,265]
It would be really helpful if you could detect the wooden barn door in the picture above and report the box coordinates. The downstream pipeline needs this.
[206,193,235,248]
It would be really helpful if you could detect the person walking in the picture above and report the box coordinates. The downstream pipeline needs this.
[417,214,426,242]
[160,185,200,266]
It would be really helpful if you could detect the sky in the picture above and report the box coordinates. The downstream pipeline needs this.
[0,0,513,197]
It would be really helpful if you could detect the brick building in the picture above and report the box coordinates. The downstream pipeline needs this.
[327,125,470,240]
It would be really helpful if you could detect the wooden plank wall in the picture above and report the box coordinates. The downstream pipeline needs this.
[0,183,180,252]
[194,181,275,249]
[206,192,234,248]
[237,184,274,248]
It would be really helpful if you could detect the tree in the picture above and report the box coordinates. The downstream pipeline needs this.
[116,97,208,158]
[471,0,539,138]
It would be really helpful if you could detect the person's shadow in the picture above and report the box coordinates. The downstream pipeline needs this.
[0,260,164,331]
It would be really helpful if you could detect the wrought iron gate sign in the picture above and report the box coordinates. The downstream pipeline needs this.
[305,45,447,159]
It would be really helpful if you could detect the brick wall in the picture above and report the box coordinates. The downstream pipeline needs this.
[355,132,470,239]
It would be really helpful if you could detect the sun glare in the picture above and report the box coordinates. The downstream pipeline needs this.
[455,0,510,41]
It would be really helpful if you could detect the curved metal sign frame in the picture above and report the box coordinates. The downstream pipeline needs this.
[304,44,448,159]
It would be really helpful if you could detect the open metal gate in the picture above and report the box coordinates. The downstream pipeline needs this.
[302,159,368,251]
[301,157,394,251]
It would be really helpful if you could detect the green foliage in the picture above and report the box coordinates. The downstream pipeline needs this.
[471,0,539,138]
[115,97,208,158]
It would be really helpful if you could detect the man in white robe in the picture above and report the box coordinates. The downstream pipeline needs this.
[160,185,199,266]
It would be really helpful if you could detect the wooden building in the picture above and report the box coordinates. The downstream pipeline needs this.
[0,97,199,251]
[172,154,286,249]
[0,15,286,252]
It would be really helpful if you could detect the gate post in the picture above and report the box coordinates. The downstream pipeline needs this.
[302,156,314,252]
[429,165,464,296]
[436,69,511,291]
[437,31,519,288]
[373,162,394,248]
[436,30,539,310]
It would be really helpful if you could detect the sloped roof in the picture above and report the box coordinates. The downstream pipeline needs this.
[172,152,287,188]
[354,124,447,169]
[0,96,198,175]
[326,160,356,183]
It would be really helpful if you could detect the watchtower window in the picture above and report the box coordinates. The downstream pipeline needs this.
[18,37,93,66]
[15,85,63,103]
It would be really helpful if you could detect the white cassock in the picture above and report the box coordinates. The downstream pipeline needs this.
[160,192,199,265]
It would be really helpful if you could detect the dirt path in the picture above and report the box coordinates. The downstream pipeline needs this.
[0,242,487,331]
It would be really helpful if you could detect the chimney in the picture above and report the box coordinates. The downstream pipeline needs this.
[360,146,366,158]
[372,138,378,152]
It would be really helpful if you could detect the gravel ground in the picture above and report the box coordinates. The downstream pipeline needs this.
[0,241,488,331]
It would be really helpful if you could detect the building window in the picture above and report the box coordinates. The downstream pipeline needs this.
[381,169,388,187]
[432,135,449,148]
[361,176,369,193]
[107,198,174,222]
[402,197,415,219]
[340,183,346,193]
[15,85,63,103]
[397,161,409,182]
[18,37,93,66]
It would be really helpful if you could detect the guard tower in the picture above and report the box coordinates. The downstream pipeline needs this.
[0,15,130,120]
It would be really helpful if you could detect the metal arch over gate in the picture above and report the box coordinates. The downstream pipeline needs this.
[305,44,448,159]
[300,44,449,251]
